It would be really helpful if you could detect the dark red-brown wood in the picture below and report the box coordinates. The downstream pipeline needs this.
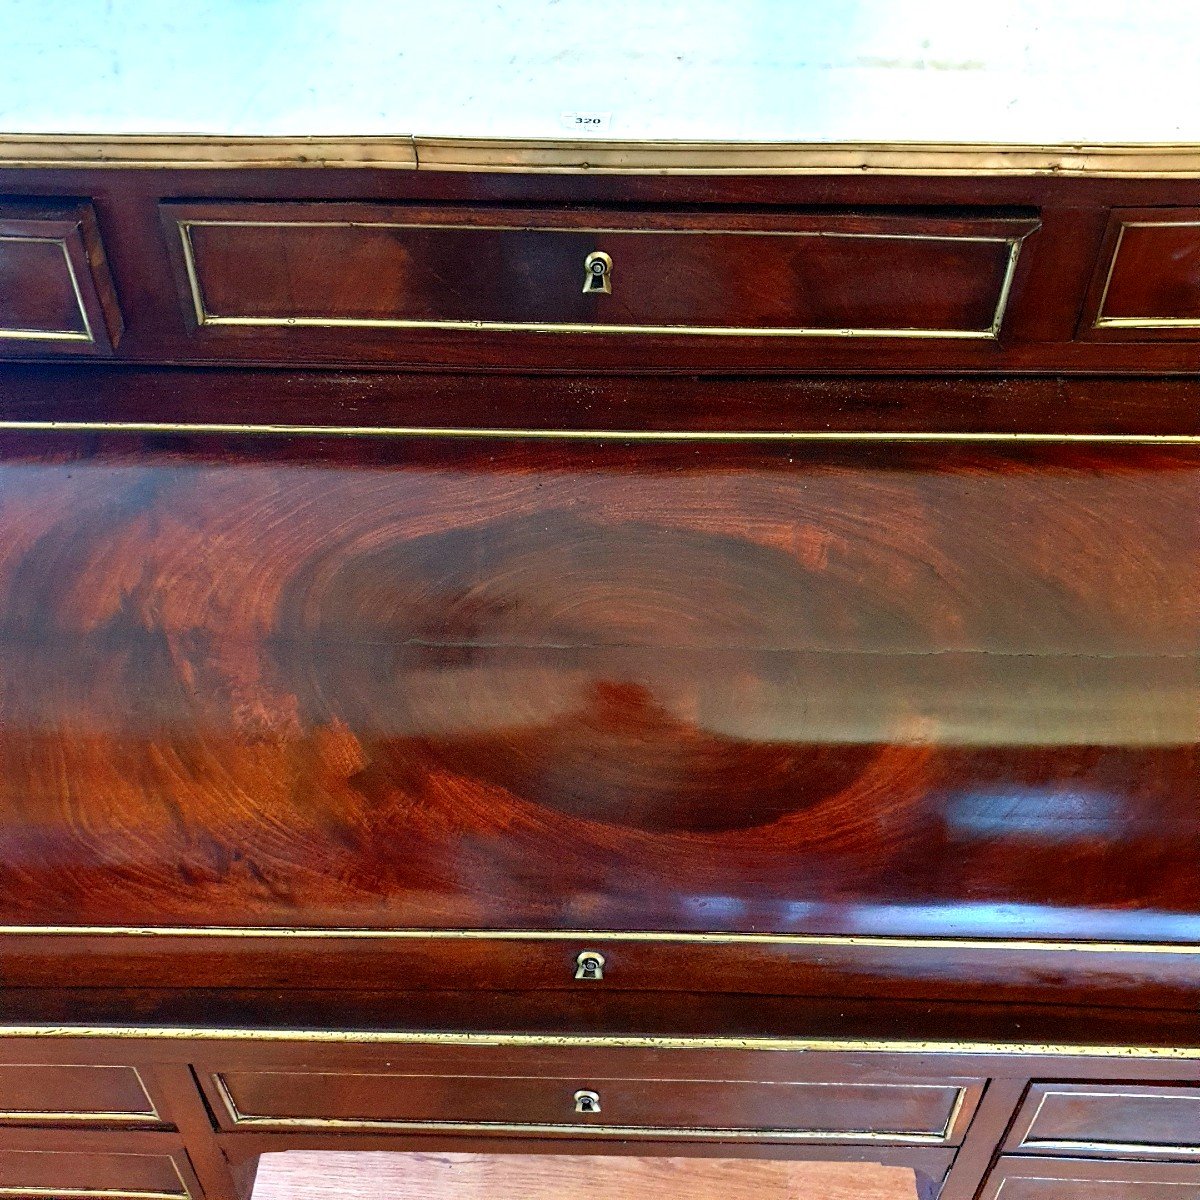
[164,203,1035,339]
[0,164,1197,372]
[0,200,122,356]
[1082,208,1200,339]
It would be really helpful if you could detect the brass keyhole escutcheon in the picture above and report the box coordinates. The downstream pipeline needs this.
[574,1089,602,1114]
[582,250,612,294]
[574,949,605,981]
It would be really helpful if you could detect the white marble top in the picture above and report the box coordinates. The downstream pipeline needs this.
[2,0,1200,145]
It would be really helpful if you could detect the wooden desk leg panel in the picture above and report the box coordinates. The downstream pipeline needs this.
[138,1064,257,1200]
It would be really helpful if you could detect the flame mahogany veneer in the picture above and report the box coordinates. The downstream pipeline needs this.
[2,161,1200,1200]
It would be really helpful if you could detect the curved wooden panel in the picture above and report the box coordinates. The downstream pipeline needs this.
[0,433,1197,963]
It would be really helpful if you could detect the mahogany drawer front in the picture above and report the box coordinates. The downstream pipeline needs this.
[204,1066,982,1144]
[1083,208,1200,339]
[0,1063,160,1126]
[981,1157,1200,1200]
[0,1148,191,1198]
[0,200,121,355]
[1006,1084,1200,1159]
[163,202,1037,348]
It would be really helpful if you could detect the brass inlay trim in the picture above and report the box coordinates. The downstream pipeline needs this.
[0,1150,189,1200]
[211,1080,969,1142]
[4,423,1200,445]
[6,134,1200,176]
[0,1063,159,1125]
[1021,1087,1200,1157]
[0,1027,1192,1060]
[1,925,1200,956]
[210,1070,967,1143]
[177,218,1027,340]
[1094,219,1200,329]
[0,237,93,344]
[0,1191,182,1200]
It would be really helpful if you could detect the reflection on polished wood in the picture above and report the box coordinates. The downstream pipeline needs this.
[0,432,1197,950]
[252,1151,926,1200]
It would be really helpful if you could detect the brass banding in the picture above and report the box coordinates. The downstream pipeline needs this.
[209,1071,968,1142]
[0,237,94,344]
[4,135,1200,177]
[3,423,1200,444]
[1094,219,1200,328]
[177,219,1026,339]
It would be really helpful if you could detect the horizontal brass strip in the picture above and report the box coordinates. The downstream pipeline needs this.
[1,925,1200,955]
[1021,1138,1200,1157]
[1,423,1200,444]
[4,135,1200,176]
[0,1191,183,1200]
[0,1027,1196,1059]
[216,1115,952,1142]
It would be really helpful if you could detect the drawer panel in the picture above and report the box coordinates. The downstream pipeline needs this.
[0,1063,160,1126]
[206,1065,982,1144]
[0,201,121,355]
[1084,208,1200,339]
[1007,1084,1200,1159]
[164,203,1036,344]
[2,436,1200,1009]
[981,1157,1200,1200]
[0,1148,190,1198]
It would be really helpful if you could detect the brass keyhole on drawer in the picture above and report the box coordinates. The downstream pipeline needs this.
[574,1089,602,1115]
[582,250,612,294]
[574,949,605,980]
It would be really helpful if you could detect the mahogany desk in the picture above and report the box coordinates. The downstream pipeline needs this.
[5,21,1200,1195]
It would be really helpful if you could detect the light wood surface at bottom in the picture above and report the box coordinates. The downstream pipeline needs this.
[253,1150,922,1200]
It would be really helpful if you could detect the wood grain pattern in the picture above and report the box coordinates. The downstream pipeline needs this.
[2,163,1200,372]
[0,200,121,355]
[166,203,1034,337]
[1006,1083,1200,1158]
[0,432,1196,1000]
[251,1150,927,1200]
[980,1156,1200,1200]
[208,1066,977,1142]
[1083,208,1200,338]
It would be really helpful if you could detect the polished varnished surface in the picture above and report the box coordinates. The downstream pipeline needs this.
[168,204,1032,337]
[207,1063,977,1141]
[0,201,121,355]
[10,166,1200,372]
[0,428,1197,945]
[251,1151,927,1200]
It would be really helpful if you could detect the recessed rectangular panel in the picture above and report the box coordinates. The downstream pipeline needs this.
[0,201,121,355]
[210,1066,978,1143]
[1084,208,1200,339]
[0,1063,159,1125]
[1008,1083,1200,1158]
[0,1148,189,1198]
[981,1156,1200,1200]
[166,202,1035,341]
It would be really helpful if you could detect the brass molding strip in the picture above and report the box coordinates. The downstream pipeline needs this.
[3,423,1200,445]
[209,1071,968,1142]
[0,237,93,344]
[0,1027,1195,1059]
[176,219,1027,340]
[0,1060,159,1123]
[1017,1087,1200,1158]
[1095,219,1200,329]
[2,925,1200,955]
[0,134,418,170]
[0,1191,182,1200]
[5,134,1200,176]
[0,1070,163,1123]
